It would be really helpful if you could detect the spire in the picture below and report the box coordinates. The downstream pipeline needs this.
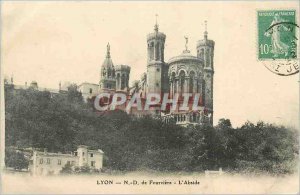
[106,42,111,58]
[154,14,159,32]
[102,42,114,69]
[204,20,208,40]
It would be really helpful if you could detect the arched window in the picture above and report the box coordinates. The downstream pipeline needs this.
[150,42,154,61]
[193,113,196,122]
[201,48,204,58]
[102,68,106,77]
[112,69,115,77]
[108,69,111,77]
[206,48,210,67]
[189,71,195,93]
[121,74,126,89]
[179,70,185,94]
[202,80,206,106]
[171,72,176,95]
[155,43,160,60]
[116,73,120,89]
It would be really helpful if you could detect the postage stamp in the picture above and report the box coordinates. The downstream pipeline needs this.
[257,10,299,76]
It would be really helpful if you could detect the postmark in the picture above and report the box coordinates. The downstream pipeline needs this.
[257,10,299,76]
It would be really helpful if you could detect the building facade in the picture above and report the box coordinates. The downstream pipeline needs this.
[79,20,215,126]
[29,145,104,175]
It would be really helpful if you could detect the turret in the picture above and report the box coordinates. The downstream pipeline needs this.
[115,65,131,91]
[196,21,215,125]
[99,43,116,91]
[77,145,88,166]
[146,15,168,95]
[197,21,215,71]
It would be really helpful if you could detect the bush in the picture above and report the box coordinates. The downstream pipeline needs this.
[60,163,73,174]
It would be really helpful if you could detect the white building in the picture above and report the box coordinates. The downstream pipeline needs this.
[29,145,104,175]
[78,82,99,102]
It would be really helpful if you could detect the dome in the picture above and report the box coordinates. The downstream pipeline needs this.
[168,50,202,65]
[147,23,166,41]
[147,31,166,41]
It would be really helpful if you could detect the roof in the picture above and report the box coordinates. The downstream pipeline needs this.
[197,39,215,47]
[34,151,77,158]
[102,42,114,69]
[88,149,104,154]
[78,145,88,148]
[168,50,202,64]
[78,82,99,87]
[147,31,166,41]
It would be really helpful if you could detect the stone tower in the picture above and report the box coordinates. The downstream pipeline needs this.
[77,145,88,166]
[115,65,131,91]
[196,21,215,124]
[146,17,168,95]
[99,43,116,91]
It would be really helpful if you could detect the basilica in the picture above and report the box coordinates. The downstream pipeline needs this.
[5,20,215,126]
[79,20,215,126]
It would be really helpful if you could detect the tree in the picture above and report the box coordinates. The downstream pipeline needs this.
[5,149,29,170]
[217,118,232,129]
[67,84,83,103]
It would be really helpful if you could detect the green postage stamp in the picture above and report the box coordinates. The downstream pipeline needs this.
[257,10,299,76]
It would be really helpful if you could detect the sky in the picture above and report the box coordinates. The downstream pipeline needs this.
[2,1,299,128]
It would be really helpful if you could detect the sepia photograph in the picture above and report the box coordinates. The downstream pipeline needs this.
[0,1,299,194]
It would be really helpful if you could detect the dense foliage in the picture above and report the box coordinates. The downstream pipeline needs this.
[5,148,29,170]
[5,86,299,174]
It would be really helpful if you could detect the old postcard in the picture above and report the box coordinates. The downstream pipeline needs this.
[0,1,299,194]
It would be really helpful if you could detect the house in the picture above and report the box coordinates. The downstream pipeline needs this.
[29,145,104,175]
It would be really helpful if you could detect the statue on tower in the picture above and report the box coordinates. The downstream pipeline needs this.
[184,36,188,51]
[184,36,190,53]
